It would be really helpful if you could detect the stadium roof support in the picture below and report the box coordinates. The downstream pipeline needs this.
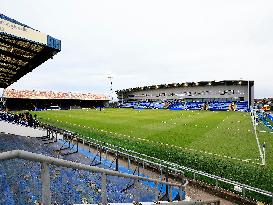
[0,14,61,88]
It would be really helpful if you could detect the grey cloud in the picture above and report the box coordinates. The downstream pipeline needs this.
[1,0,273,98]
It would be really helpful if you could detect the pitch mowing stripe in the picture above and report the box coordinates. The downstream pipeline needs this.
[46,117,260,164]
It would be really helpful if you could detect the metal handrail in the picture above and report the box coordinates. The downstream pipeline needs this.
[81,135,273,198]
[39,123,273,201]
[160,200,220,205]
[1,117,273,203]
[0,150,183,186]
[0,150,187,205]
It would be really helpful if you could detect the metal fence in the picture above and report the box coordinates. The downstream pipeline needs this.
[38,123,273,203]
[0,150,187,205]
[66,131,273,203]
[85,136,273,204]
[1,116,273,204]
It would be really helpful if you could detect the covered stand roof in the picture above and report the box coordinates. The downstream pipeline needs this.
[0,14,61,88]
[116,80,254,94]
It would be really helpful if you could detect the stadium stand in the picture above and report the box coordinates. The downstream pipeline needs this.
[2,89,109,110]
[257,111,273,131]
[120,101,249,112]
[4,89,108,101]
[0,134,157,204]
[117,80,252,112]
[116,80,254,109]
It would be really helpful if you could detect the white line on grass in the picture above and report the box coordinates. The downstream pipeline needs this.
[54,119,260,164]
[250,109,264,165]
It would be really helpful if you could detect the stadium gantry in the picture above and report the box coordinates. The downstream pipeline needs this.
[0,13,61,88]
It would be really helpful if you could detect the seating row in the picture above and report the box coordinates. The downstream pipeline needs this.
[0,134,155,204]
[120,101,249,112]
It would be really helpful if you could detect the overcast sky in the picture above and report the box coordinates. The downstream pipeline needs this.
[1,0,273,98]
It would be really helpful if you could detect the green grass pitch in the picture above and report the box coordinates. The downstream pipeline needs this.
[33,108,272,168]
[32,108,273,201]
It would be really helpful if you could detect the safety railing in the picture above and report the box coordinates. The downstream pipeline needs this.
[1,117,273,204]
[0,150,187,205]
[38,123,273,203]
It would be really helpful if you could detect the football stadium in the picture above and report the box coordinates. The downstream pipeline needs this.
[1,9,273,205]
